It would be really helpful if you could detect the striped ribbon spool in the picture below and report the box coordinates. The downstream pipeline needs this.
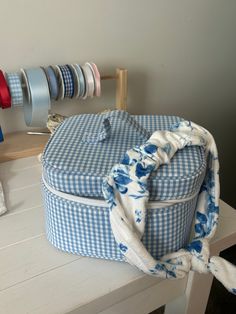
[5,72,23,107]
[21,68,51,127]
[59,65,74,98]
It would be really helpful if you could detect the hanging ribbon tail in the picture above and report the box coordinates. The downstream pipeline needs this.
[0,181,7,216]
[0,125,4,142]
[0,126,8,215]
[208,256,236,295]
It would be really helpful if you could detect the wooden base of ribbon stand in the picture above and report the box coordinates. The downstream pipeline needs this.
[0,131,50,163]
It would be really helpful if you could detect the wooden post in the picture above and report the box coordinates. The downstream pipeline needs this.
[116,68,128,111]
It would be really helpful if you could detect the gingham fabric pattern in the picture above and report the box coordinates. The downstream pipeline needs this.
[82,110,151,144]
[59,65,74,98]
[6,73,23,106]
[42,114,206,200]
[43,182,197,261]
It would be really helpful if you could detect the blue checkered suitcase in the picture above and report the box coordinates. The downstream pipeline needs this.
[42,111,206,261]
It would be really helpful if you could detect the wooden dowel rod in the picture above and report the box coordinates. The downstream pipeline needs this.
[21,75,116,88]
[101,75,117,80]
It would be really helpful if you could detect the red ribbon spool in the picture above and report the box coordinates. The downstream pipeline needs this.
[0,70,11,109]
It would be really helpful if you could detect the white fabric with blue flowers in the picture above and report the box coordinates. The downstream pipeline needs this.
[103,120,236,294]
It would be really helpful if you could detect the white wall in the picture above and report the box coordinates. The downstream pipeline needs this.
[0,0,235,205]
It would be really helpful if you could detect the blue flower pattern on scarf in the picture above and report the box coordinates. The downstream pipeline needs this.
[102,117,236,295]
[135,209,142,223]
[135,163,155,179]
[102,181,116,210]
[119,243,128,253]
[187,240,203,254]
[144,144,158,154]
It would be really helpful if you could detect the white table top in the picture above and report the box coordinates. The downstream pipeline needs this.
[0,157,235,314]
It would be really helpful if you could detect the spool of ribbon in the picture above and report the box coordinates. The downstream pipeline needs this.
[89,62,101,97]
[82,63,95,98]
[42,66,59,101]
[70,65,80,98]
[59,65,74,98]
[21,68,50,127]
[0,70,11,109]
[53,65,65,100]
[73,64,86,98]
[5,73,23,107]
[85,63,96,97]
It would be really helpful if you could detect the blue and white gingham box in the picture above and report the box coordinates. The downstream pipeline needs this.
[43,182,198,260]
[42,113,206,260]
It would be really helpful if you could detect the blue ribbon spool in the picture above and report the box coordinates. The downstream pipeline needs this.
[43,66,59,101]
[21,68,51,127]
[74,64,86,98]
[59,65,74,98]
[5,73,23,107]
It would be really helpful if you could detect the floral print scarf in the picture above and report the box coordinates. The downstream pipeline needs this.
[103,120,236,294]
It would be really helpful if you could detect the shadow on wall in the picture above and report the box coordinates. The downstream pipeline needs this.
[188,102,236,208]
[126,70,236,207]
[126,70,150,114]
[212,112,236,208]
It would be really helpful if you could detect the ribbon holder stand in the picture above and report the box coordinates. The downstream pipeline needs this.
[0,68,128,163]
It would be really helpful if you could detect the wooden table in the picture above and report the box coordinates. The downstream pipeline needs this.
[0,156,235,314]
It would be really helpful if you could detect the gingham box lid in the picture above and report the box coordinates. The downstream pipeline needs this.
[42,111,206,201]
